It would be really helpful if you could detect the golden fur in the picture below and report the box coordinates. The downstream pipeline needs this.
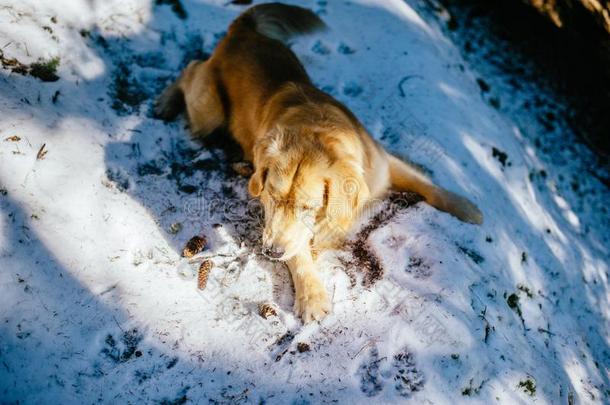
[155,3,483,323]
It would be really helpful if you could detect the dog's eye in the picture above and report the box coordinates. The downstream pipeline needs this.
[262,168,268,181]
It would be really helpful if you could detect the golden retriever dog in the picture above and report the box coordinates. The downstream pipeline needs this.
[155,3,483,323]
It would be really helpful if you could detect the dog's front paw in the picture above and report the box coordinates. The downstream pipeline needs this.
[294,278,331,323]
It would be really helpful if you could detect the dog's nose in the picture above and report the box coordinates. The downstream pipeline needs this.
[262,245,285,259]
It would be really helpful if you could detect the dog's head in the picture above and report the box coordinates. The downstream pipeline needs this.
[248,127,369,260]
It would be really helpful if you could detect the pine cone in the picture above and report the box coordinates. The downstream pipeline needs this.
[258,303,277,319]
[197,259,213,290]
[182,235,206,258]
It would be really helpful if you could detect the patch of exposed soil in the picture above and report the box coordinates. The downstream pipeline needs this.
[342,192,423,287]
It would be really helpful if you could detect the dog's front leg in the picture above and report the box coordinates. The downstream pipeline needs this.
[287,252,330,323]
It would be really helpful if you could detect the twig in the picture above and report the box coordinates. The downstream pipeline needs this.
[36,143,47,160]
[112,316,124,333]
[351,337,381,359]
[187,252,236,263]
[398,75,423,97]
[100,284,118,296]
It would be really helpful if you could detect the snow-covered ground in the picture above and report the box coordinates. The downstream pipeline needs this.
[0,0,608,403]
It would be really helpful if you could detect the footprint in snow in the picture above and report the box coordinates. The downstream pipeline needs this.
[343,82,363,97]
[357,346,384,396]
[405,256,432,279]
[100,328,144,364]
[357,346,424,398]
[311,40,331,55]
[387,350,425,397]
[314,0,328,15]
[337,42,356,54]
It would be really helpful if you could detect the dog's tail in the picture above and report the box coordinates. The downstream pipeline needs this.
[232,2,326,43]
[388,154,483,224]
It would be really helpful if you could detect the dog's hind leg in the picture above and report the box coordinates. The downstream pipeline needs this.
[181,60,225,139]
[388,154,483,224]
[154,60,225,139]
[154,79,185,121]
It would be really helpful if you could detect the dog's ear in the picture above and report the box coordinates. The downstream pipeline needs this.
[325,161,369,231]
[249,128,283,197]
[248,167,267,197]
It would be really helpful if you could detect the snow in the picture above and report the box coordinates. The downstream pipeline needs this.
[0,0,608,403]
